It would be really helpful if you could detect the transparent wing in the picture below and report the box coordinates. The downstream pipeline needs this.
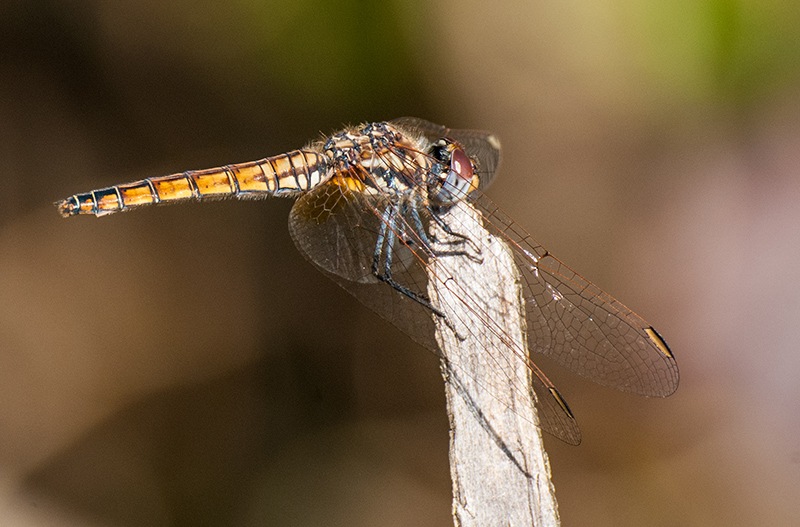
[392,117,678,396]
[288,123,678,445]
[288,178,439,354]
[427,201,582,444]
[472,193,680,397]
[288,175,582,444]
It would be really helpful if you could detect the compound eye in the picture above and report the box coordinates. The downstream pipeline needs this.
[430,144,475,205]
[450,147,473,182]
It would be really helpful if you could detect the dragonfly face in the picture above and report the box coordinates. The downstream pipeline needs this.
[56,117,678,444]
[427,138,479,206]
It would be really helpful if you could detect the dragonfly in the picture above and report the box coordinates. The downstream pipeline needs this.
[56,117,679,444]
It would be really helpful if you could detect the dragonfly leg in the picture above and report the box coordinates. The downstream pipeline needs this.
[426,206,483,262]
[406,202,433,249]
[400,201,477,261]
[372,206,446,319]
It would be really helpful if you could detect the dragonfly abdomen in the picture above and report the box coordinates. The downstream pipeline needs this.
[56,150,329,217]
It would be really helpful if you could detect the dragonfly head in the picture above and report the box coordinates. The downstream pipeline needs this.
[428,138,480,206]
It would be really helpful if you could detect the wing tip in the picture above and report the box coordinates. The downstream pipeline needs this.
[545,386,582,445]
[642,326,680,397]
[644,326,674,359]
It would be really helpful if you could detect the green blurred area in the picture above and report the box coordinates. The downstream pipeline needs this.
[625,0,800,107]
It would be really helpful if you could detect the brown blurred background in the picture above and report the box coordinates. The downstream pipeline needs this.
[2,1,799,525]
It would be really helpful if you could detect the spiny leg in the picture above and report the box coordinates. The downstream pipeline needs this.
[426,205,483,262]
[404,203,474,260]
[372,206,447,318]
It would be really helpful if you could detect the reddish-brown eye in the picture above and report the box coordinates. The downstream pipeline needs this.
[450,147,473,181]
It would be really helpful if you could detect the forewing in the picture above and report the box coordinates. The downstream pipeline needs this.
[289,179,582,444]
[426,201,582,444]
[472,193,680,397]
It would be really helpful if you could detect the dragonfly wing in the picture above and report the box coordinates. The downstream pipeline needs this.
[527,363,582,444]
[288,179,440,353]
[288,178,376,283]
[289,181,583,444]
[472,193,680,397]
[426,201,582,444]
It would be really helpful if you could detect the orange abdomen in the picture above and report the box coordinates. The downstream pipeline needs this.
[56,150,328,217]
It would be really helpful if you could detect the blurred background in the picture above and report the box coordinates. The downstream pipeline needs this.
[1,0,799,525]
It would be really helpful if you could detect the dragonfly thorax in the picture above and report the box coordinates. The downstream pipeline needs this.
[322,122,436,199]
